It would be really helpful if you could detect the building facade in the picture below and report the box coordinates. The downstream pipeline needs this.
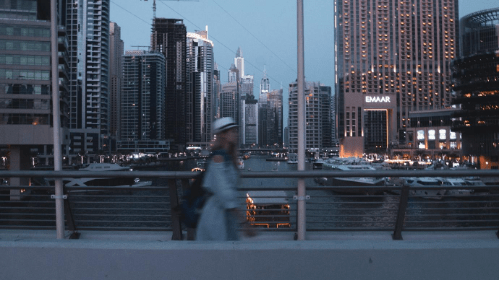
[289,81,330,152]
[452,8,499,169]
[243,94,258,146]
[151,18,186,150]
[334,0,459,157]
[186,29,214,143]
[66,0,110,157]
[109,22,124,145]
[120,50,166,142]
[0,0,70,172]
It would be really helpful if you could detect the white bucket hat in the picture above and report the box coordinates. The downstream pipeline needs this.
[213,117,238,134]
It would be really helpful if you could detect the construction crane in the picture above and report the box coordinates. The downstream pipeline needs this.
[143,0,199,19]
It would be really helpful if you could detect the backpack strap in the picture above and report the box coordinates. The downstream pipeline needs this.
[211,149,232,163]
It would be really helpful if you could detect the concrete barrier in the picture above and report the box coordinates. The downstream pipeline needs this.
[1,230,498,279]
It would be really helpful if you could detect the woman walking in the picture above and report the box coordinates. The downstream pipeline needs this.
[196,117,253,241]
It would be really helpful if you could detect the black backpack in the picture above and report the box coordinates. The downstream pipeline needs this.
[179,170,208,228]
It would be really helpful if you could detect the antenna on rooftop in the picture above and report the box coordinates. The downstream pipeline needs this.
[143,0,199,20]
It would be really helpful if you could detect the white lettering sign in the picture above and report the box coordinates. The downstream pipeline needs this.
[365,96,391,103]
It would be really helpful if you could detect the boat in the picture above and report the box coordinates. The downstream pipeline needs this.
[287,153,298,164]
[237,157,245,170]
[403,177,446,200]
[312,158,325,169]
[440,178,474,196]
[45,163,152,192]
[317,163,387,194]
[246,190,291,228]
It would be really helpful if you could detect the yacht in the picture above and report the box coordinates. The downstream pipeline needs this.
[287,153,298,164]
[440,178,474,197]
[237,157,245,170]
[46,163,152,191]
[403,177,446,200]
[317,163,386,194]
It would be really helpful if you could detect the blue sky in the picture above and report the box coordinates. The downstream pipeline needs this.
[110,0,499,125]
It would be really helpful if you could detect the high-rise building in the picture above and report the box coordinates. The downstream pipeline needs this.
[452,8,499,169]
[186,29,214,143]
[120,50,166,142]
[219,81,238,122]
[289,81,331,152]
[0,0,70,181]
[334,0,459,157]
[259,89,284,148]
[151,18,186,150]
[109,22,124,144]
[213,63,222,119]
[243,95,258,146]
[66,0,110,156]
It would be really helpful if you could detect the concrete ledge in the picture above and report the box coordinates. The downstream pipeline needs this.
[1,230,498,279]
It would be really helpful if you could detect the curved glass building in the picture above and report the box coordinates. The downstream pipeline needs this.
[452,8,499,169]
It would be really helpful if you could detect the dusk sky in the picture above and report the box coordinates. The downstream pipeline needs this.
[110,0,499,125]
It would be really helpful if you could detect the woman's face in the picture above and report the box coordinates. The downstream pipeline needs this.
[221,128,238,144]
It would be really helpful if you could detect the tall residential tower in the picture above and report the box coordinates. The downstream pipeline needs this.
[334,0,459,157]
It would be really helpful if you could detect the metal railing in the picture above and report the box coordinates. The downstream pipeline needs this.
[1,169,499,240]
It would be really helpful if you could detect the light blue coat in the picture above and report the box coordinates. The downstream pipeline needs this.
[196,157,240,241]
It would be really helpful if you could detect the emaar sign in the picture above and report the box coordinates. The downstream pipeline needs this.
[365,96,391,103]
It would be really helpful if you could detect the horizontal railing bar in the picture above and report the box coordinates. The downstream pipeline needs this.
[0,207,55,210]
[405,219,499,223]
[0,219,55,222]
[73,214,169,217]
[73,220,171,223]
[307,215,397,218]
[68,201,169,204]
[401,227,499,231]
[3,169,499,179]
[69,208,170,211]
[72,227,171,231]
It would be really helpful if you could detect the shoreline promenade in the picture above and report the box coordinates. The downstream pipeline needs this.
[1,229,498,279]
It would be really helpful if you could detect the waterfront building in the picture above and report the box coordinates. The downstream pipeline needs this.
[186,29,214,144]
[391,109,463,161]
[259,89,283,148]
[334,0,459,157]
[243,94,258,146]
[452,8,499,169]
[66,0,111,157]
[213,64,222,119]
[151,18,186,151]
[219,81,239,124]
[109,22,124,147]
[120,50,166,144]
[0,0,70,188]
[289,81,331,153]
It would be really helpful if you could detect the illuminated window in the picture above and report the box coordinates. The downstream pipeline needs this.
[439,129,446,140]
[417,130,425,140]
[428,130,435,140]
[450,131,457,140]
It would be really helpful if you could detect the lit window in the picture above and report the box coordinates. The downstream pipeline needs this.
[417,130,425,140]
[428,130,435,140]
[439,129,446,140]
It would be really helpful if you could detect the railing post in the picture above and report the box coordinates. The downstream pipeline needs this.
[296,0,306,241]
[392,183,410,240]
[63,190,80,239]
[180,178,196,240]
[168,179,183,240]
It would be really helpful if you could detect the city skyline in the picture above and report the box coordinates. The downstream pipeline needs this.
[110,0,499,127]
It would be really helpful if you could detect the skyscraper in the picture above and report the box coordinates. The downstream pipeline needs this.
[66,0,111,156]
[151,18,186,150]
[120,50,166,142]
[186,29,214,143]
[334,0,459,157]
[452,8,499,169]
[0,0,70,190]
[289,81,331,152]
[109,22,124,144]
